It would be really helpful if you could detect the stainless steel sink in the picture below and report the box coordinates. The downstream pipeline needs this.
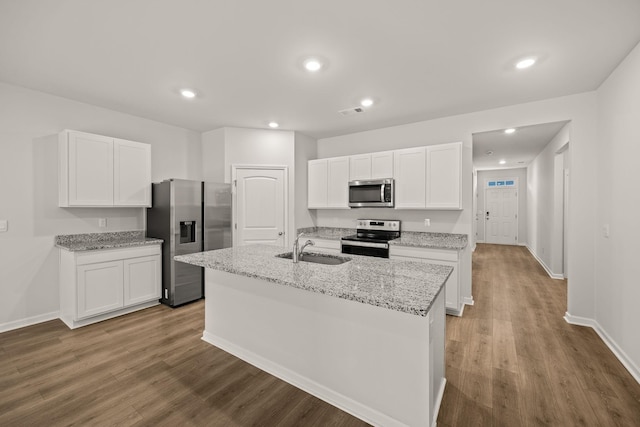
[276,252,351,265]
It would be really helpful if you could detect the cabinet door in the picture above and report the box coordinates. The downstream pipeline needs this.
[68,131,114,206]
[308,159,328,208]
[123,255,161,306]
[327,157,350,208]
[371,151,394,179]
[394,147,426,208]
[426,142,462,209]
[77,261,124,319]
[349,154,371,181]
[114,139,151,207]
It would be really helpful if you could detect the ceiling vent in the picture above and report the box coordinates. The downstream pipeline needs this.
[338,106,365,116]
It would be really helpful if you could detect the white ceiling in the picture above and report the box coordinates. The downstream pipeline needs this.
[472,121,569,170]
[1,1,639,139]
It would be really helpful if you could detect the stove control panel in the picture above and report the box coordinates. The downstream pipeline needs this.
[356,219,400,231]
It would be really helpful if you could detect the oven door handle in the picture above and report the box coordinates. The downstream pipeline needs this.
[341,240,389,249]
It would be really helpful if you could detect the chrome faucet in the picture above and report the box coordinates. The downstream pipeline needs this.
[292,233,315,263]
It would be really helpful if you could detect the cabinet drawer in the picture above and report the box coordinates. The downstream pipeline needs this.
[76,245,161,265]
[389,245,459,262]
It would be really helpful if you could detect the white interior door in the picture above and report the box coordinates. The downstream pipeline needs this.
[234,167,286,247]
[485,188,518,245]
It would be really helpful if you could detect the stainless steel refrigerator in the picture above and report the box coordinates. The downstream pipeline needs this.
[146,179,232,307]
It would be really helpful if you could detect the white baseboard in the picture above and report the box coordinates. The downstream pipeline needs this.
[431,378,446,427]
[525,245,564,280]
[564,312,640,385]
[0,311,60,333]
[463,296,474,306]
[202,331,406,427]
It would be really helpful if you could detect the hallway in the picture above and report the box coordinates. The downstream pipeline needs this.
[438,244,640,426]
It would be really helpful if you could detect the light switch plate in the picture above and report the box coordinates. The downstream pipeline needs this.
[98,218,107,228]
[0,220,7,232]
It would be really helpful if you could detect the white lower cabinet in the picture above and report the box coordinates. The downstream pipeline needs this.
[390,245,462,316]
[60,245,161,328]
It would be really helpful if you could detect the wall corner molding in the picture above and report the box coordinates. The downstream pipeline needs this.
[526,245,564,280]
[565,312,640,385]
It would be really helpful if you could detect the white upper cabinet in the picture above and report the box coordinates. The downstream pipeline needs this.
[63,131,114,206]
[59,130,152,207]
[349,154,371,181]
[307,143,461,210]
[308,157,350,209]
[327,156,350,208]
[114,139,151,206]
[426,142,462,209]
[394,147,426,208]
[371,151,394,179]
[349,151,394,181]
[308,159,328,208]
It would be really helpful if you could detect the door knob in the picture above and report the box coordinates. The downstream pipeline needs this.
[278,232,283,236]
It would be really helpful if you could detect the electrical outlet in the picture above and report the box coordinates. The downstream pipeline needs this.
[0,220,7,232]
[603,224,610,238]
[98,218,107,228]
[424,219,431,227]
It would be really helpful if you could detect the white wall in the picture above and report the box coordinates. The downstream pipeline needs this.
[476,168,527,244]
[294,132,317,231]
[0,82,202,330]
[201,128,225,183]
[526,123,570,277]
[318,92,598,320]
[595,40,640,380]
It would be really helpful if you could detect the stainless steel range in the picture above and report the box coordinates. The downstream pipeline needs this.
[341,219,400,258]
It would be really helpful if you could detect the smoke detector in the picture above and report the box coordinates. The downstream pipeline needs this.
[338,106,366,116]
[485,150,494,156]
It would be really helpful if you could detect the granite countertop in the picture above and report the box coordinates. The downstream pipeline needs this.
[388,231,468,250]
[297,227,468,250]
[175,244,451,317]
[296,226,356,240]
[55,231,163,251]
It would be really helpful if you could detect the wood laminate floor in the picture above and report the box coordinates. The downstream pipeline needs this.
[1,244,639,426]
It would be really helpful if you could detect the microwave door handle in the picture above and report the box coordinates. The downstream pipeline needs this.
[380,184,385,202]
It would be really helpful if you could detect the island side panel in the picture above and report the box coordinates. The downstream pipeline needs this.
[203,269,435,427]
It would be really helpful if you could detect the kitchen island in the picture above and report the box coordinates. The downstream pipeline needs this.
[176,245,451,427]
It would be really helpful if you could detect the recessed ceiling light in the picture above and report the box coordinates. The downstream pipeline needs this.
[504,128,516,134]
[180,89,196,99]
[304,58,322,72]
[360,98,374,107]
[499,160,506,165]
[515,58,536,69]
[268,122,279,128]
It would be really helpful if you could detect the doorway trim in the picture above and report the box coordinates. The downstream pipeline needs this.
[231,164,289,248]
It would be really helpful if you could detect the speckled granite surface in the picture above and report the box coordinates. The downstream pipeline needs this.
[389,231,468,250]
[175,244,451,317]
[56,231,163,251]
[298,226,467,249]
[296,226,356,240]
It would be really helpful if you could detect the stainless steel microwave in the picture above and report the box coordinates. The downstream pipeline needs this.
[348,179,394,208]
